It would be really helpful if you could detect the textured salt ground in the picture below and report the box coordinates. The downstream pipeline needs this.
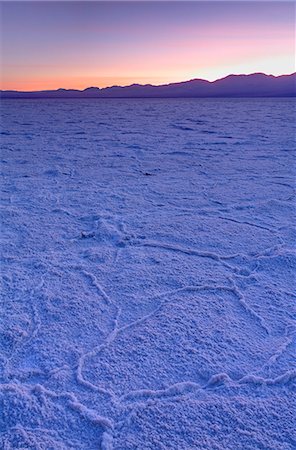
[0,98,295,449]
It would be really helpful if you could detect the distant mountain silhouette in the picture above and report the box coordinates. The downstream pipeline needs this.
[1,73,295,98]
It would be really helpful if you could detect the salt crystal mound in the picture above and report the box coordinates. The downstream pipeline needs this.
[1,98,295,449]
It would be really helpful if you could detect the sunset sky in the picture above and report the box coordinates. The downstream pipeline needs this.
[1,1,295,91]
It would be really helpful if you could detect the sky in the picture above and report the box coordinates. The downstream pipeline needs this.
[1,1,295,91]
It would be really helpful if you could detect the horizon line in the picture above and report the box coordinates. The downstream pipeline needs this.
[2,71,295,93]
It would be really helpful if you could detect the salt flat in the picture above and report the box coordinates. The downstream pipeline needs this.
[1,98,295,449]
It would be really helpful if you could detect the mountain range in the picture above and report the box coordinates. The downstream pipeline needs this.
[1,73,295,98]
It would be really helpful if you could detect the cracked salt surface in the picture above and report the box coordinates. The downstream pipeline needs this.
[1,98,295,449]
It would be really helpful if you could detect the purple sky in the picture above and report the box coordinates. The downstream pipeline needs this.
[1,1,295,90]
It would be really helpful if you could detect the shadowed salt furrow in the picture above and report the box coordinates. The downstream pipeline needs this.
[1,98,295,449]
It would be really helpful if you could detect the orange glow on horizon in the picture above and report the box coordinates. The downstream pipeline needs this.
[2,55,294,92]
[1,68,295,92]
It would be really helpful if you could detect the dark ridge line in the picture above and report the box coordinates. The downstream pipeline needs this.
[1,72,296,99]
